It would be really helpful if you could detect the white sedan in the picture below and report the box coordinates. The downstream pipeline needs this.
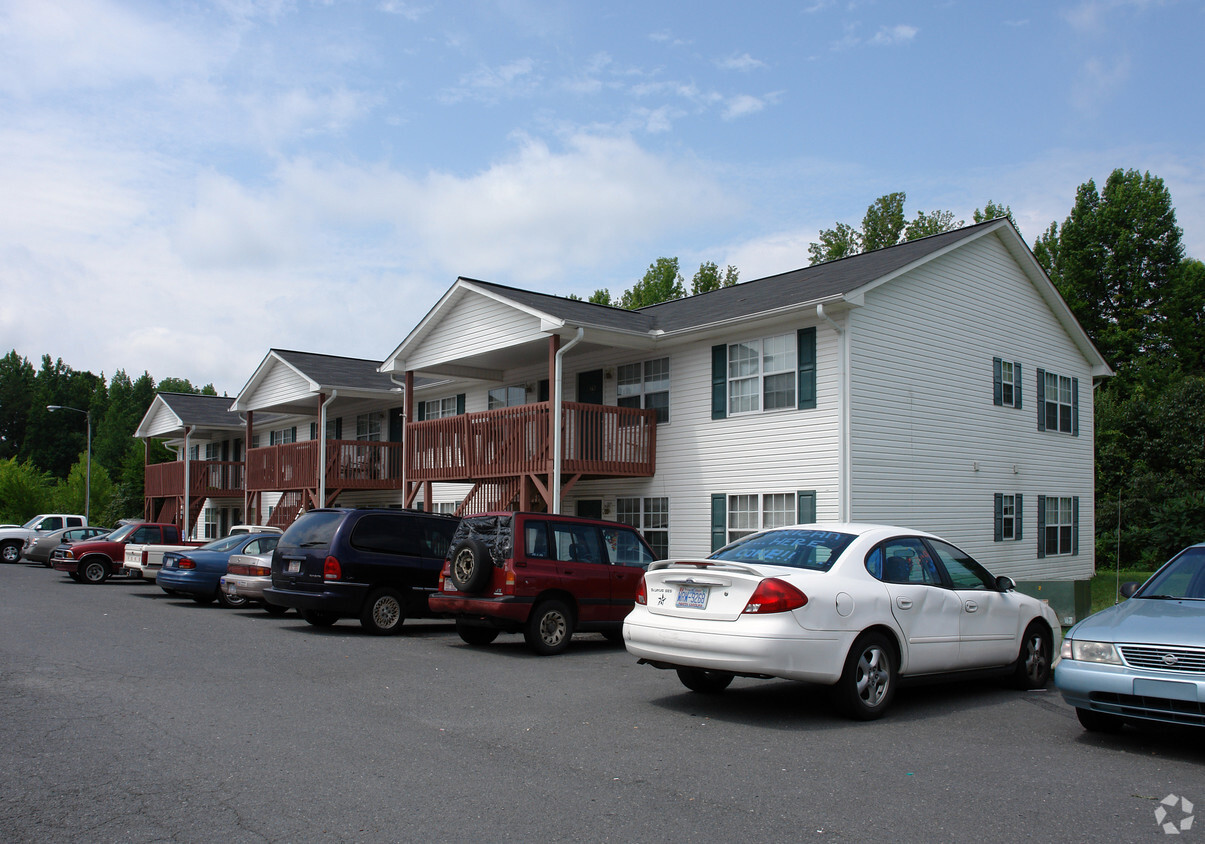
[623,523,1062,720]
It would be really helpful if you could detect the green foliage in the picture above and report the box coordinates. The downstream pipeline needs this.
[860,192,906,251]
[0,351,34,461]
[691,261,739,295]
[904,209,963,241]
[809,192,967,264]
[157,376,216,395]
[808,222,861,265]
[0,458,53,522]
[620,257,686,309]
[50,455,114,521]
[588,289,613,306]
[973,200,1014,225]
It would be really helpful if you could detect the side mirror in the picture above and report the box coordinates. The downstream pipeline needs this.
[1119,581,1141,599]
[996,575,1016,592]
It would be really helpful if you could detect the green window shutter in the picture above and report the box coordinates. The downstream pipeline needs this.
[335,417,343,440]
[1036,494,1046,558]
[797,327,816,410]
[417,402,427,422]
[456,394,466,415]
[310,422,317,440]
[994,493,1003,542]
[1072,377,1079,437]
[993,358,1003,406]
[710,494,726,552]
[1016,494,1023,540]
[796,490,816,524]
[1036,368,1046,431]
[1013,362,1022,409]
[1072,496,1080,555]
[290,426,297,442]
[711,345,727,420]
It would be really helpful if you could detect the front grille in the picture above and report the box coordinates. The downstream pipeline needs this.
[1119,644,1205,674]
[1090,692,1205,727]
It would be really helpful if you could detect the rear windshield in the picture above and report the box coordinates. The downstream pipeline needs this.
[709,528,854,571]
[280,511,345,549]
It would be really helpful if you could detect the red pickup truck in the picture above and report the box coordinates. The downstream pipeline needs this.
[52,522,187,584]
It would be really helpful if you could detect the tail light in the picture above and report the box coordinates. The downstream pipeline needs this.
[502,569,515,596]
[635,574,647,605]
[141,551,149,565]
[323,556,342,581]
[742,578,807,614]
[177,557,196,570]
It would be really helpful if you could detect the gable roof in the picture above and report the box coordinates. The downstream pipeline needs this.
[233,349,403,412]
[134,392,243,439]
[382,219,1111,377]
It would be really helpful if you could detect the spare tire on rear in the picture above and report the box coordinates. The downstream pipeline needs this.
[449,538,493,593]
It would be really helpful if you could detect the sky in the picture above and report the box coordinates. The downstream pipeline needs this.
[2,0,1203,397]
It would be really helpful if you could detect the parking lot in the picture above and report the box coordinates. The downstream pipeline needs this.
[2,561,1202,843]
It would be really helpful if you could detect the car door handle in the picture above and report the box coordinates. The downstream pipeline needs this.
[895,597,913,610]
[964,600,979,613]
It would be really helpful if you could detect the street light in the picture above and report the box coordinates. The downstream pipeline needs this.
[47,405,91,522]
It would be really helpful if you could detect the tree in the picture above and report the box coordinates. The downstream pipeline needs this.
[0,458,53,522]
[1034,169,1184,374]
[51,455,114,521]
[157,377,216,395]
[0,350,35,461]
[973,200,1014,225]
[809,192,966,264]
[1163,258,1205,375]
[904,209,963,241]
[860,192,907,252]
[620,257,686,309]
[807,222,861,265]
[588,289,613,306]
[691,262,739,295]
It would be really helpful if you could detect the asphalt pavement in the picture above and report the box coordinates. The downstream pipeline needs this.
[2,561,1202,843]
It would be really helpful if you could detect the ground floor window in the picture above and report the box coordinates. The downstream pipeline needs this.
[712,490,816,551]
[1038,495,1078,557]
[616,496,668,559]
[203,507,218,539]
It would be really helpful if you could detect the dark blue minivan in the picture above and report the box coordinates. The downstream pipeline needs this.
[264,508,458,635]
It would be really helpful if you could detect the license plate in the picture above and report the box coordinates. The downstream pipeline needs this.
[287,560,301,574]
[676,585,709,610]
[226,584,239,596]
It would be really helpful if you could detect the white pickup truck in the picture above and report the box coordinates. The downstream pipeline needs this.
[1,514,88,563]
[123,525,281,581]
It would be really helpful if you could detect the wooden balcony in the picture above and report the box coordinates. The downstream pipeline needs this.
[246,440,405,493]
[408,401,656,483]
[144,460,245,499]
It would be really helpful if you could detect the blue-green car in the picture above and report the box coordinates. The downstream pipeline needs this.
[1055,542,1205,732]
[158,533,281,608]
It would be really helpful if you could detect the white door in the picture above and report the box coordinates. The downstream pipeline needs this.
[927,539,1023,668]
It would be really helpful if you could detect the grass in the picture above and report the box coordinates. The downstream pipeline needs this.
[1089,567,1152,615]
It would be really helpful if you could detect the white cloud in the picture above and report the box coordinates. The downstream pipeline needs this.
[440,58,540,103]
[722,94,767,120]
[719,53,767,72]
[868,24,919,46]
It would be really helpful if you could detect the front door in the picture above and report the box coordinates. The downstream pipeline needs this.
[576,370,604,461]
[926,539,1024,668]
[876,538,961,675]
[577,370,603,404]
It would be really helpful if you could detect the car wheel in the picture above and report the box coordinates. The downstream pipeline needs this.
[68,571,83,583]
[192,593,216,605]
[262,602,289,616]
[523,599,574,655]
[301,610,339,627]
[1012,622,1052,689]
[448,539,493,593]
[0,541,21,563]
[360,588,406,635]
[80,558,109,584]
[676,668,735,694]
[217,588,250,609]
[1076,707,1125,733]
[455,621,500,646]
[41,558,53,568]
[834,632,897,720]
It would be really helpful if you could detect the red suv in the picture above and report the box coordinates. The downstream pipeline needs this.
[429,512,658,655]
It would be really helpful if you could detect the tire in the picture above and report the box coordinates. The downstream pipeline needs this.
[1,541,22,563]
[448,539,493,593]
[456,621,500,646]
[833,632,898,720]
[262,602,289,616]
[360,588,406,635]
[1076,707,1125,733]
[301,610,339,627]
[676,667,735,694]
[523,599,574,655]
[68,571,83,583]
[1012,622,1052,689]
[217,587,250,609]
[80,558,110,585]
[41,558,53,568]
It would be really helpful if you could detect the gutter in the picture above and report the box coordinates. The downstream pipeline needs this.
[551,327,585,514]
[318,391,338,508]
[816,304,850,522]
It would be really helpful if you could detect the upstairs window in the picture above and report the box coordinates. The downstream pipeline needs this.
[418,395,464,420]
[993,358,1022,408]
[1037,369,1078,435]
[712,328,815,419]
[488,386,527,409]
[356,412,383,442]
[617,358,670,423]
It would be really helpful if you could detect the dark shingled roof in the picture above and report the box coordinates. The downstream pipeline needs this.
[156,392,240,428]
[273,349,401,391]
[467,221,997,334]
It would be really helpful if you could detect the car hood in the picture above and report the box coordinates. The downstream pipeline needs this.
[1069,598,1205,646]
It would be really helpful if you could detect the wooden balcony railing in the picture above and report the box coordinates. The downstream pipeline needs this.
[408,401,656,482]
[144,460,245,499]
[245,440,405,492]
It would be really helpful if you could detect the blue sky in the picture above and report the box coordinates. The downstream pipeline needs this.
[1,0,1202,394]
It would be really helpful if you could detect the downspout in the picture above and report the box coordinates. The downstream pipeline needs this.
[551,327,585,514]
[389,374,408,508]
[183,426,192,540]
[318,391,338,508]
[816,304,849,522]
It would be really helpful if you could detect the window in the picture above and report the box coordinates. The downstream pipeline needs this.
[204,443,222,461]
[617,358,670,423]
[431,501,460,515]
[188,445,199,460]
[419,395,462,420]
[488,386,527,409]
[356,412,383,442]
[268,427,296,445]
[1037,495,1078,557]
[866,537,941,585]
[1037,369,1078,435]
[927,539,995,590]
[712,328,815,418]
[616,496,668,559]
[993,358,1022,408]
[994,493,1023,542]
[601,525,657,567]
[203,507,218,539]
[726,492,796,544]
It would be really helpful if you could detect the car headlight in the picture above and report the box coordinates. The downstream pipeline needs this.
[1063,639,1122,664]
